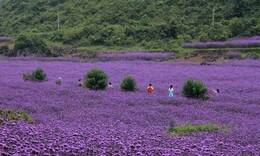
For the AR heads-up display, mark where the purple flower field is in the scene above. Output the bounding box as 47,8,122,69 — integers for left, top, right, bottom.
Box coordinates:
0,58,260,155
183,36,260,48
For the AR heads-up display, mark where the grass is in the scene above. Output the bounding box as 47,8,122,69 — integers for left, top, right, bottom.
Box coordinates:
169,123,220,135
0,109,34,123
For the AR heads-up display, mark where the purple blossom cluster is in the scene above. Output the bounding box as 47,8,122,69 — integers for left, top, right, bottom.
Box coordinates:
0,57,259,155
183,36,260,48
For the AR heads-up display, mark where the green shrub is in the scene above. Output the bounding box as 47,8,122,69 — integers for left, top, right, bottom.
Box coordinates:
84,69,108,90
48,45,65,57
23,68,47,81
51,28,84,45
32,68,47,81
0,109,33,123
246,53,259,60
14,33,51,56
120,75,137,91
76,50,97,59
79,51,97,59
182,79,208,99
169,123,219,135
0,45,9,54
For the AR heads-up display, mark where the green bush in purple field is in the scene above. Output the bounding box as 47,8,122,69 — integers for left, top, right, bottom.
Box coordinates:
0,109,33,123
120,75,137,91
169,123,219,135
22,68,47,81
182,79,208,100
84,69,108,90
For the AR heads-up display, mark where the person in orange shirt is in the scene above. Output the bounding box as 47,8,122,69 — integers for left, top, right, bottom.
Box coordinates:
146,84,155,93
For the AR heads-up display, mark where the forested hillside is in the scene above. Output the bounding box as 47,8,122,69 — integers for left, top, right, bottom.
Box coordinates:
0,0,259,49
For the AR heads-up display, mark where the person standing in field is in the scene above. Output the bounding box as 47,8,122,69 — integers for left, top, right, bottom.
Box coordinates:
212,89,220,94
108,82,113,88
146,84,155,94
209,88,220,95
55,77,63,85
77,78,83,87
168,85,174,97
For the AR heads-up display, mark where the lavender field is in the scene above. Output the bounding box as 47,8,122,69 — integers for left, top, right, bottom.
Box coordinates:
183,36,260,49
0,58,260,155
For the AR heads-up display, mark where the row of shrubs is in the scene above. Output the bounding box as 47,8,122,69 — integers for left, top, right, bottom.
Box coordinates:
23,68,208,99
87,69,209,99
0,34,52,57
84,69,137,91
0,34,72,57
0,34,98,59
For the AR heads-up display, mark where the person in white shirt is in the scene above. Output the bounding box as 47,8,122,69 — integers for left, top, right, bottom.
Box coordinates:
55,77,63,85
168,85,174,97
210,88,220,94
108,82,113,88
77,79,83,87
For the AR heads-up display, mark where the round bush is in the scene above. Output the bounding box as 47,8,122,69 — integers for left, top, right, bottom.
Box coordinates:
120,75,137,91
23,68,47,81
31,68,47,81
182,79,208,99
84,69,108,90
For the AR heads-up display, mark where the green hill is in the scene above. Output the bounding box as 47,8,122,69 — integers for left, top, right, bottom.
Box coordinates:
0,0,259,50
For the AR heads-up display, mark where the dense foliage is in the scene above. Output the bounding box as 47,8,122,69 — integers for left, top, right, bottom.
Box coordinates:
23,68,47,81
169,123,219,135
31,68,47,81
14,33,50,56
121,76,137,91
84,69,108,90
182,79,208,99
0,45,9,54
0,0,259,49
0,109,33,123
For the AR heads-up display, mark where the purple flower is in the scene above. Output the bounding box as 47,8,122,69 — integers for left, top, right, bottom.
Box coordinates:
0,58,259,155
183,36,260,48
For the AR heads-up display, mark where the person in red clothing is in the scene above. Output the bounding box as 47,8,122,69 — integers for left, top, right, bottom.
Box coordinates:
146,84,155,93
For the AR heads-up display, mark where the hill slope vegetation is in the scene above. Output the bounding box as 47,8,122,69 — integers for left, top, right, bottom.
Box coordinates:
0,0,260,49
